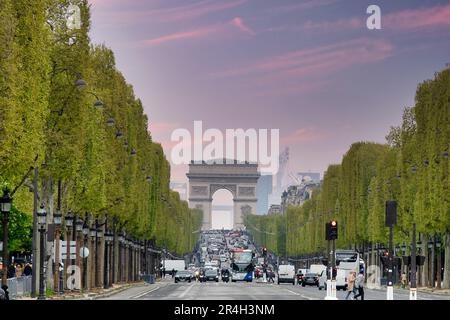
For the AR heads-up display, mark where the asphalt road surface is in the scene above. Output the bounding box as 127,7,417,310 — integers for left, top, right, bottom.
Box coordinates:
100,277,450,300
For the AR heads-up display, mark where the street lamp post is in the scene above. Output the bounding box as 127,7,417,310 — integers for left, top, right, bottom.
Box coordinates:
75,217,83,290
1,189,12,287
82,221,89,291
118,233,124,282
64,212,74,292
104,230,113,289
96,223,103,287
53,209,62,294
89,227,96,289
410,223,417,300
37,205,47,300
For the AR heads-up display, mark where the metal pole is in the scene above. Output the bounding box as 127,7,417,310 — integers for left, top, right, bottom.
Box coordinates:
387,225,394,300
331,238,337,299
1,210,8,287
103,220,108,289
83,234,87,291
38,225,46,300
431,236,435,288
410,223,417,300
95,220,98,287
31,167,38,297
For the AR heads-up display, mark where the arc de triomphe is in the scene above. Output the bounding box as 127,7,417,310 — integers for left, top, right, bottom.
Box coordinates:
187,160,260,230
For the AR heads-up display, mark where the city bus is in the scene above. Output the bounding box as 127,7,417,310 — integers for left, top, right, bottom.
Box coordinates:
335,250,364,290
230,249,255,282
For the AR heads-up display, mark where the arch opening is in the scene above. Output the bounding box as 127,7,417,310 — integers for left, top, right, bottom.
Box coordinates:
211,189,234,230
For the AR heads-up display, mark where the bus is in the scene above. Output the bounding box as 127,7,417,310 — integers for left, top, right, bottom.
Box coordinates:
230,249,255,282
334,250,364,290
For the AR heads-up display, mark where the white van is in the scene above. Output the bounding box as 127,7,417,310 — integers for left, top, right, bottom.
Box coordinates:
321,269,347,291
277,265,296,285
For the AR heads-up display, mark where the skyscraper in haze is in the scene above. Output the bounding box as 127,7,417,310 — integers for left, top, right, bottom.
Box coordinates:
256,174,273,214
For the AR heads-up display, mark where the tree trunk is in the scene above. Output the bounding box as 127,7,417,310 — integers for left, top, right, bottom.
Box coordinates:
443,232,450,289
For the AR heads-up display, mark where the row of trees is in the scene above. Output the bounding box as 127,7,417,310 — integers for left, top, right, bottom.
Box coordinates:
246,66,449,287
0,0,201,256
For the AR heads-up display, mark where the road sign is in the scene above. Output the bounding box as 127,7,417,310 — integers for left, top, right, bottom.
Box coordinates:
80,247,89,258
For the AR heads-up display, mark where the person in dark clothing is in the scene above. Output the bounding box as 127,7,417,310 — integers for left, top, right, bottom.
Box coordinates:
23,263,32,276
353,271,365,300
7,265,16,278
171,268,176,278
1,285,9,300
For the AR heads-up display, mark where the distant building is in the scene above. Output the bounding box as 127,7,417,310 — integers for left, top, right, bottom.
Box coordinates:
296,172,321,184
256,174,273,214
170,182,187,201
280,178,321,214
268,204,282,215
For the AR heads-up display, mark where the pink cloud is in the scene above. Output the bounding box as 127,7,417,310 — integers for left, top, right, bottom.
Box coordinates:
212,38,393,80
142,18,255,46
270,0,339,14
292,3,450,33
93,0,247,25
281,128,329,145
230,17,255,36
384,4,450,30
148,122,179,135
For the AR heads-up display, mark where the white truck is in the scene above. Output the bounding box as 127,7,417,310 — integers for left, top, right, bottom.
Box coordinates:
164,260,186,275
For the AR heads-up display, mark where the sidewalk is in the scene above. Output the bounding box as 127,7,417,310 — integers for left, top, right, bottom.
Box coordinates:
15,281,151,300
368,285,450,296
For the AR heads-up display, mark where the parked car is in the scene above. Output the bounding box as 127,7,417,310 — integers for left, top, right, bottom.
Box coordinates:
175,270,192,283
302,273,319,287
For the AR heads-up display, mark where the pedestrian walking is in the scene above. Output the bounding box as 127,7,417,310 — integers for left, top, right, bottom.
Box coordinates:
345,271,357,300
171,268,176,278
401,272,407,289
353,271,365,300
23,263,32,276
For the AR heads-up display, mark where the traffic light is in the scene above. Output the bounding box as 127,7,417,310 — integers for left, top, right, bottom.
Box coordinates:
330,220,338,240
262,247,267,257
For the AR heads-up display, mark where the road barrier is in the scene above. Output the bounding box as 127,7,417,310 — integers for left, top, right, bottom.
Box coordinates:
7,276,33,299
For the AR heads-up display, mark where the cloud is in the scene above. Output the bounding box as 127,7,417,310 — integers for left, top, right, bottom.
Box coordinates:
288,3,450,33
148,121,179,135
281,127,329,145
142,17,255,46
212,38,394,81
270,0,339,14
93,0,248,25
384,4,450,30
230,17,255,36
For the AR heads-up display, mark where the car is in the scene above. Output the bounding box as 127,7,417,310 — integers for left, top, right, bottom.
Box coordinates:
175,270,192,283
204,269,219,282
302,273,319,287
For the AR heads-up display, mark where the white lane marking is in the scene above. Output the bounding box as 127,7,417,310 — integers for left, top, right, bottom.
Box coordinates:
131,286,160,299
179,283,195,298
285,289,300,296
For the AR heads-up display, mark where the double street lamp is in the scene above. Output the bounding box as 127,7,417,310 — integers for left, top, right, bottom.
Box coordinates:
37,205,47,300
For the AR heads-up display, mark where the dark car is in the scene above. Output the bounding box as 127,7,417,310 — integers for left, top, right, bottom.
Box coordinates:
302,273,319,287
175,270,192,283
204,269,219,282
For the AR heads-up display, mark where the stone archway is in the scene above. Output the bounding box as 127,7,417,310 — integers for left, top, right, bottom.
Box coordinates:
187,160,260,230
